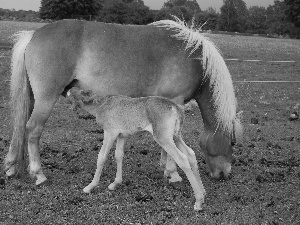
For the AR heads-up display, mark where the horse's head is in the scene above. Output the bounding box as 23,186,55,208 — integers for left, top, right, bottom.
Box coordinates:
200,119,243,180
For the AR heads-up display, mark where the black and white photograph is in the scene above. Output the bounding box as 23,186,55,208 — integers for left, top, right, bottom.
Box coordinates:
0,0,299,224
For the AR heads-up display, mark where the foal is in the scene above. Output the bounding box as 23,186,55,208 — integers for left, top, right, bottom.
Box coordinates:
67,88,205,210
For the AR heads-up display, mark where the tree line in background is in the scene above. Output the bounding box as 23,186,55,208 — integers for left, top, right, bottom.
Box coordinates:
1,0,300,38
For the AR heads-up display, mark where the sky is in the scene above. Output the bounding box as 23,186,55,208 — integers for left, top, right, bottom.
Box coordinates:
0,0,275,11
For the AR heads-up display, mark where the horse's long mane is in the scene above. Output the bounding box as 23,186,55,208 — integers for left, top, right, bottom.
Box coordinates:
151,17,242,140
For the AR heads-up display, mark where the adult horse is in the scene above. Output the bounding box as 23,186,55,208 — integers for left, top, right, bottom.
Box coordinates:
5,17,242,188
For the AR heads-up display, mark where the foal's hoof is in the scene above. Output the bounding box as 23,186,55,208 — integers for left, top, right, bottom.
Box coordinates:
108,182,118,191
83,184,94,193
194,203,203,211
194,197,205,211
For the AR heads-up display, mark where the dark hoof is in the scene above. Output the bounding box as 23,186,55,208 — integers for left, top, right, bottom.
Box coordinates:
6,173,16,179
169,181,185,191
0,177,6,188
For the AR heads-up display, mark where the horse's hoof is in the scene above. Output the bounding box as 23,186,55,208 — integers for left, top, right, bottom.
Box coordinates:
169,181,184,191
168,174,182,183
0,177,6,187
35,177,48,186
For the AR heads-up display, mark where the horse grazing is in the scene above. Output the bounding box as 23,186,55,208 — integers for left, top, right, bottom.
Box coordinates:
67,88,205,210
4,17,242,190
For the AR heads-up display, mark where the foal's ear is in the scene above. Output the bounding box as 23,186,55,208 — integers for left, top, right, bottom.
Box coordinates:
80,90,93,97
82,98,95,105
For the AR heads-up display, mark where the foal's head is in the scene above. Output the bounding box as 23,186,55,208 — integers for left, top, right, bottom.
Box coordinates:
67,88,96,109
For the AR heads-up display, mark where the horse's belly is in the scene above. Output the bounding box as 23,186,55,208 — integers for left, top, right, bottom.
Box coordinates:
74,54,201,100
75,72,138,97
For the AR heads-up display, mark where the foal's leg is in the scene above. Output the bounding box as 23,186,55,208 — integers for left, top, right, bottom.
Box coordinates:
155,136,204,211
161,149,182,182
174,135,205,195
160,96,184,183
159,149,167,169
108,136,127,190
160,147,182,183
83,131,117,193
164,154,183,182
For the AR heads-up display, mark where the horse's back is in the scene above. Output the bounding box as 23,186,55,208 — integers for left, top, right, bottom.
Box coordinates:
25,20,203,100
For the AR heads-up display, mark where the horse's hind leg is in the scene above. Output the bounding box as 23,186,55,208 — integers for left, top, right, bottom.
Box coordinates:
5,78,34,177
27,98,57,185
108,135,127,190
83,131,117,193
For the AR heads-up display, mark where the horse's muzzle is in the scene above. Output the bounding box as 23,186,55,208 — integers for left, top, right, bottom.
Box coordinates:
210,163,231,180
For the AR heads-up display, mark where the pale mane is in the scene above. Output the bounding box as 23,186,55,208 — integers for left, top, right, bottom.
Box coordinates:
151,16,241,138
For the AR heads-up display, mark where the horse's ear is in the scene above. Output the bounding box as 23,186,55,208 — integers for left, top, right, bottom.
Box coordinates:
232,113,243,145
231,136,236,146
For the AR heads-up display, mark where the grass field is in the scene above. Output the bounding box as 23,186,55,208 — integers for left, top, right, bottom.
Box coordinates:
0,21,300,224
0,21,46,46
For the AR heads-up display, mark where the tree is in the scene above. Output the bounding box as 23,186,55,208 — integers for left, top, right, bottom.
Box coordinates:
0,8,39,21
155,0,201,21
194,7,219,30
246,6,267,34
97,0,151,24
39,0,101,20
265,0,294,35
219,0,248,32
285,0,300,27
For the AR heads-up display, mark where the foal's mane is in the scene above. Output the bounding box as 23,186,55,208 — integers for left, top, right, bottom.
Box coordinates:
151,17,242,140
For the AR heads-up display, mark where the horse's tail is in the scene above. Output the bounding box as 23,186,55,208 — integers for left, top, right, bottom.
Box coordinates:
151,17,243,140
8,30,35,175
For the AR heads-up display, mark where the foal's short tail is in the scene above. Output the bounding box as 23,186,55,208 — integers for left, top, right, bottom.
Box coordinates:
174,105,185,137
7,31,35,176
